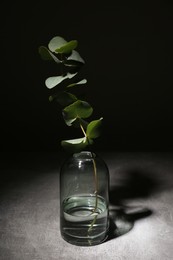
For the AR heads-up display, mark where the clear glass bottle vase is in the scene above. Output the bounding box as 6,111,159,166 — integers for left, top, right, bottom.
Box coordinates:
60,151,109,246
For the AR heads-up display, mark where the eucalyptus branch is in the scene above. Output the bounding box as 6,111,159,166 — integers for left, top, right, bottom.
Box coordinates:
39,36,103,235
39,36,103,154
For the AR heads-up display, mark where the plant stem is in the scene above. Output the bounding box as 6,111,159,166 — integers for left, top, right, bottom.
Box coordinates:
80,123,86,137
87,154,98,235
79,123,99,236
91,155,98,213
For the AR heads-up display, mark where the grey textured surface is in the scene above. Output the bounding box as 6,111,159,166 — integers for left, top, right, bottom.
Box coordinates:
0,151,173,260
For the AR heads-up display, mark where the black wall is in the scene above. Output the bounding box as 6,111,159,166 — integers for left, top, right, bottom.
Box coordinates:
1,1,173,152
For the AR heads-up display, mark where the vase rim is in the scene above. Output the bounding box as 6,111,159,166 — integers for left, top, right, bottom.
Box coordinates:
73,151,96,160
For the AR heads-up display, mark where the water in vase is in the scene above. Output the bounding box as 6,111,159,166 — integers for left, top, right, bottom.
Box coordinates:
60,194,109,246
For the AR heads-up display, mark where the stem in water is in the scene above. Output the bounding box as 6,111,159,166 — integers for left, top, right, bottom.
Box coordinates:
79,123,99,236
88,153,99,234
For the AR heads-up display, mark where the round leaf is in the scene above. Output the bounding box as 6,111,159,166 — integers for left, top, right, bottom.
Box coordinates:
67,50,85,64
66,79,87,88
39,46,53,60
63,118,77,126
55,40,78,54
63,100,93,124
48,36,67,52
38,46,61,63
86,118,103,139
49,91,77,106
45,73,77,89
61,137,89,153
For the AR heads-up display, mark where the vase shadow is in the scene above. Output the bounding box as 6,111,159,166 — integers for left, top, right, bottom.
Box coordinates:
106,166,164,242
107,206,152,241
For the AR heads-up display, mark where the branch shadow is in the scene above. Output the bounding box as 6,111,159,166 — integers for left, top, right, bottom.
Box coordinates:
106,167,163,241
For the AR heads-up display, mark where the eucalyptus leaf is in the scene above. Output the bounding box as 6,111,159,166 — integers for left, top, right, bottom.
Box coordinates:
63,118,77,126
38,46,61,63
48,36,67,52
63,100,93,124
67,50,85,64
49,91,77,106
61,137,91,153
38,46,53,60
55,40,78,54
63,60,84,68
66,79,87,88
63,61,83,74
45,73,77,89
86,118,103,139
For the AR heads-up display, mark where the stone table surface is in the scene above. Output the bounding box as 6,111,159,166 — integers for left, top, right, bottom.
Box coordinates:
0,151,173,260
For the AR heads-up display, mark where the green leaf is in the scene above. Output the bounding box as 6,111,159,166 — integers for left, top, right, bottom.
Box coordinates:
49,91,77,106
63,61,83,74
38,46,61,63
39,46,52,60
66,79,87,88
61,137,91,153
63,60,84,68
86,118,103,139
67,50,85,64
63,100,93,125
55,40,78,54
48,36,67,52
63,118,77,126
45,73,77,89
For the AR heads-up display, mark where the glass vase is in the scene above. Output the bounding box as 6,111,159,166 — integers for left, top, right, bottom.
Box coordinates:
60,151,109,246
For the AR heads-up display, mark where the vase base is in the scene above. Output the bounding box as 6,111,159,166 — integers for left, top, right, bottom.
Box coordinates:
61,229,109,246
60,194,109,246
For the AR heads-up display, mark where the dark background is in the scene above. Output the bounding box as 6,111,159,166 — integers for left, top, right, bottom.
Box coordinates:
1,1,173,153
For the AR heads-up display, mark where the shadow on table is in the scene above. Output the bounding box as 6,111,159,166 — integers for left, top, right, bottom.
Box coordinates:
106,167,162,241
107,206,152,240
